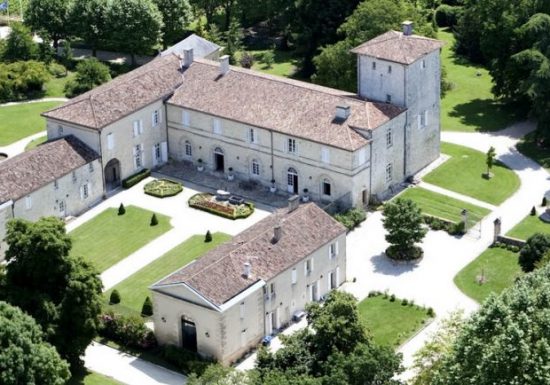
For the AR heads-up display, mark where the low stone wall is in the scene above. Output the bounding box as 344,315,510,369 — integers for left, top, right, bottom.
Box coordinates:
496,235,526,248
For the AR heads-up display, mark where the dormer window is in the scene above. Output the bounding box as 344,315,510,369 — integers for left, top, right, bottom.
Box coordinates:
372,61,376,70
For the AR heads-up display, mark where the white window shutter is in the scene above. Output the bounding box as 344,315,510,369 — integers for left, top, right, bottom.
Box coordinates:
87,182,92,197
80,186,84,200
311,257,314,272
327,275,331,291
152,147,157,166
151,112,155,127
133,121,139,137
304,262,307,276
161,142,168,162
336,267,340,285
328,245,331,260
159,109,163,124
336,241,339,256
425,110,429,126
140,144,145,165
418,114,422,129
139,120,143,134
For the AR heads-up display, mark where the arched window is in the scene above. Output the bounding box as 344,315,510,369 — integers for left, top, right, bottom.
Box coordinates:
251,159,260,175
322,178,332,196
185,140,192,157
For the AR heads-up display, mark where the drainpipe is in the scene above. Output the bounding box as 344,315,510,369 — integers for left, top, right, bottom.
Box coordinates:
368,141,373,203
98,132,106,197
270,130,274,182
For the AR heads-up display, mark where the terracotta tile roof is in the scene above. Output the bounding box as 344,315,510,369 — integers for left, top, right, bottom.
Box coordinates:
351,31,444,64
167,59,404,151
42,54,185,130
0,136,99,203
153,203,346,306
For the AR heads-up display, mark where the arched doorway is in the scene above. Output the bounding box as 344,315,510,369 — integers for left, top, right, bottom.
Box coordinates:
181,316,198,352
104,158,121,191
214,147,224,172
287,167,298,194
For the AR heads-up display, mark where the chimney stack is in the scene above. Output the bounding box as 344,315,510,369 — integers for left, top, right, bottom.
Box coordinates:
272,226,282,243
288,195,300,213
243,262,251,278
219,55,230,76
335,104,351,120
402,21,413,36
183,49,194,67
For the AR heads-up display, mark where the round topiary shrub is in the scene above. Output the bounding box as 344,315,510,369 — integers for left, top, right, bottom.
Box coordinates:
144,179,183,198
110,289,121,305
141,296,153,317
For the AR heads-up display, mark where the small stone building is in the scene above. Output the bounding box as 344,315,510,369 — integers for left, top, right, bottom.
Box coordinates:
151,201,347,365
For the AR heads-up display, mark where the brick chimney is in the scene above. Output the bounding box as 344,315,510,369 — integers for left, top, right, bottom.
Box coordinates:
183,49,194,67
219,55,230,76
402,21,413,36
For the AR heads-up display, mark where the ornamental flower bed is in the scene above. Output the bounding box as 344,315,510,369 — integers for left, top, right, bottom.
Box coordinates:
144,179,183,198
188,193,254,219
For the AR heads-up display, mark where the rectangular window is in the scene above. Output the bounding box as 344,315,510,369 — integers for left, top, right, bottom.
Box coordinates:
329,242,339,258
305,258,313,275
134,144,142,169
152,110,160,127
81,183,89,200
25,195,32,210
54,180,59,190
322,180,331,196
419,110,428,128
372,61,376,70
321,147,330,164
252,160,260,176
240,302,245,319
182,110,190,126
249,128,258,144
291,268,297,285
212,118,222,134
59,201,65,213
287,138,296,154
270,283,275,299
89,163,94,172
422,59,426,69
154,143,161,161
386,128,393,148
386,163,393,182
386,94,392,103
185,141,192,157
107,133,114,150
72,171,77,183
388,65,392,74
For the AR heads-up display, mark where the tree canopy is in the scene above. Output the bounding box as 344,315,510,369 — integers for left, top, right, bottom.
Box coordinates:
69,0,110,56
518,232,550,272
24,0,72,49
431,263,550,385
2,22,37,62
153,0,192,48
2,217,103,371
0,301,70,385
64,57,111,97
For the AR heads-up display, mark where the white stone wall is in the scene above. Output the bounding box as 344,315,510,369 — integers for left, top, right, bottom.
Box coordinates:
46,119,101,153
11,158,103,222
357,56,407,107
100,100,169,182
0,201,14,258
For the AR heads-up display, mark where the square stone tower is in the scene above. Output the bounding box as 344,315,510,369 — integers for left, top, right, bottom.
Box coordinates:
351,22,444,177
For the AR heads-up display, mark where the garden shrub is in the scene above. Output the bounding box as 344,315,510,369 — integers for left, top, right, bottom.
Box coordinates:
543,196,547,207
109,289,121,305
99,312,157,349
333,207,366,231
239,52,254,68
150,214,159,226
531,206,537,216
122,169,151,188
427,307,435,317
118,203,126,216
205,230,212,243
144,179,183,198
389,294,396,302
0,61,49,102
159,344,213,376
64,57,111,97
48,62,67,78
141,296,153,317
450,221,466,235
401,299,409,306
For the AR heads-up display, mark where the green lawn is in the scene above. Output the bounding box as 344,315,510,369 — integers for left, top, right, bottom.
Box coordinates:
104,233,231,314
439,29,518,132
358,295,430,347
44,72,75,98
237,49,299,78
517,132,550,173
0,101,61,146
507,214,550,240
454,247,522,303
423,142,520,205
397,187,490,224
24,134,47,151
70,206,172,272
67,370,122,385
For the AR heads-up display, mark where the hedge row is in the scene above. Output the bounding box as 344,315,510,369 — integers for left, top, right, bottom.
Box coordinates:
333,207,366,231
122,169,151,189
423,215,465,236
188,193,255,220
98,311,156,350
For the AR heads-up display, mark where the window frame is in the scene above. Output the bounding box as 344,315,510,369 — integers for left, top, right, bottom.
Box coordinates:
385,163,393,182
251,159,260,176
287,138,297,154
386,128,393,148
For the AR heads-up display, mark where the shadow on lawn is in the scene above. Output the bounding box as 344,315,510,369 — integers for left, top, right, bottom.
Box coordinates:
449,98,520,132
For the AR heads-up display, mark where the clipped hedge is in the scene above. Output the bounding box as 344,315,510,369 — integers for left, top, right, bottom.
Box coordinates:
144,179,183,198
98,311,157,350
188,193,254,220
423,214,466,236
333,207,366,231
122,169,151,189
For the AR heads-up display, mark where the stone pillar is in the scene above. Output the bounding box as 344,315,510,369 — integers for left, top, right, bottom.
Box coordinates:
493,217,502,244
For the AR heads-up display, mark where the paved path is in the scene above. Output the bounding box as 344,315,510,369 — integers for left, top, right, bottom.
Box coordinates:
85,342,187,385
0,131,46,158
418,181,497,210
0,97,68,108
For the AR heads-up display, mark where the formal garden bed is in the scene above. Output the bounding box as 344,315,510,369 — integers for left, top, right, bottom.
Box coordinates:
454,246,523,303
358,292,434,347
144,179,183,198
188,193,254,219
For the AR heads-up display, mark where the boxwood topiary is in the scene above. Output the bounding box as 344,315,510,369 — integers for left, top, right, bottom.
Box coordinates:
144,179,183,198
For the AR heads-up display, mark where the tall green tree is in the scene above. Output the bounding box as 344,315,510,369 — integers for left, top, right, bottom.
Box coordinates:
0,301,71,385
518,232,550,272
154,0,192,48
3,217,103,371
24,0,72,49
189,0,218,26
432,263,550,385
107,0,164,65
485,145,496,176
2,22,37,61
69,0,110,57
382,198,427,261
224,17,243,63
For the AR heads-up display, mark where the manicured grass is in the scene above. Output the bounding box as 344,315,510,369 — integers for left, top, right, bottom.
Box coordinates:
423,142,520,205
67,370,123,385
104,233,231,314
507,214,550,240
454,247,522,303
358,295,430,347
24,134,47,150
439,29,518,132
0,101,61,146
44,72,75,98
397,187,490,223
517,132,550,173
70,205,172,272
237,49,299,78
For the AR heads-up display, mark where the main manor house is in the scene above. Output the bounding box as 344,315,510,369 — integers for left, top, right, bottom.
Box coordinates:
0,24,443,251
